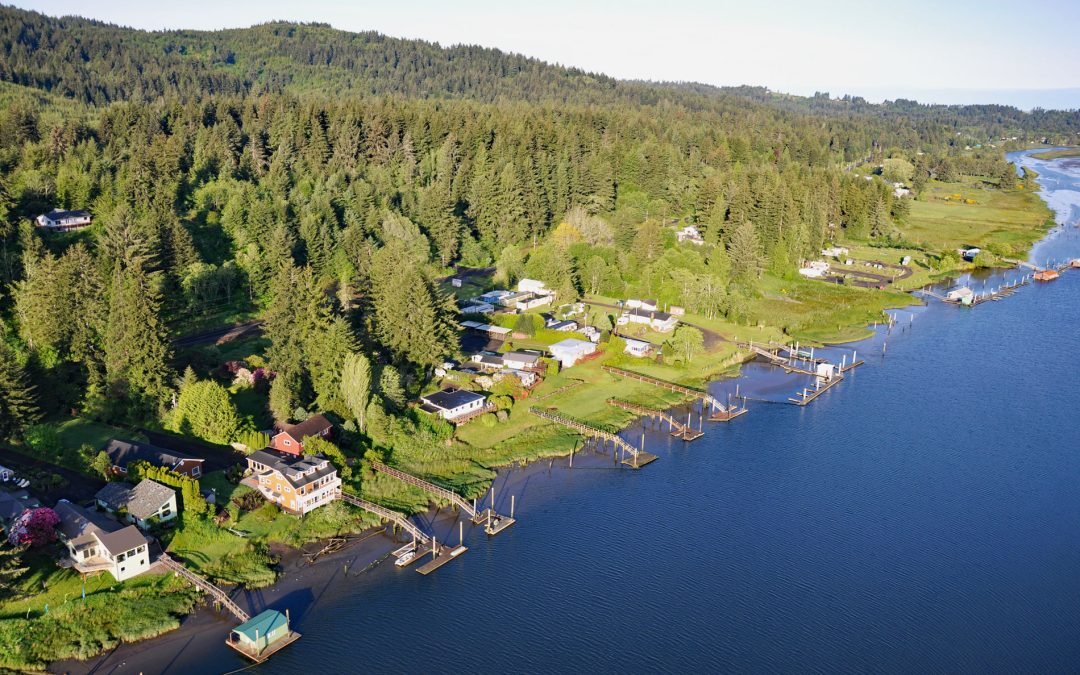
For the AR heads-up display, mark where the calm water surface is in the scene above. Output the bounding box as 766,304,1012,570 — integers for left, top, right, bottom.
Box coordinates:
173,151,1080,673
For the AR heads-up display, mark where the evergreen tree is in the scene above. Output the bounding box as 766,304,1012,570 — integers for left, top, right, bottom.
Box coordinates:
728,220,764,283
378,366,406,410
0,343,40,439
340,352,372,433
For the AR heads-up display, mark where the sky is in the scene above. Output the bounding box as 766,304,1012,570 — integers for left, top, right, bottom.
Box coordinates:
12,0,1080,109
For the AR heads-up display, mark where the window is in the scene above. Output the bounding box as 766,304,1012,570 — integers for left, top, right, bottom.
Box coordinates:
192,465,201,477
283,439,291,446
116,552,126,562
161,508,171,517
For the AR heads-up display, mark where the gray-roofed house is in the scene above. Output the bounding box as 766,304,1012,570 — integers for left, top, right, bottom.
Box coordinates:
501,350,544,371
54,500,150,581
419,388,492,424
95,479,178,530
244,450,341,515
35,208,92,231
105,439,205,478
624,307,679,332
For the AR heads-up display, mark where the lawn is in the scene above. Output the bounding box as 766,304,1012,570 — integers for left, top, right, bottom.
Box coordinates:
54,417,134,452
902,178,1052,252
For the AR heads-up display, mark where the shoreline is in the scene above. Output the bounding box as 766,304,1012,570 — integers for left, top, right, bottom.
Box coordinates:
49,149,1066,674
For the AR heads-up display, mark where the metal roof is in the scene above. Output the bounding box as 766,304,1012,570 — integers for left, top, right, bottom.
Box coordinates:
234,609,289,642
422,388,486,411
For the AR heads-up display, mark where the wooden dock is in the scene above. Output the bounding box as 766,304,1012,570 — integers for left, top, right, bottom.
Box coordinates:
607,398,704,441
371,461,515,537
417,544,469,575
226,630,302,664
159,554,249,622
600,365,747,421
337,492,431,545
529,407,658,468
742,342,818,376
787,374,844,406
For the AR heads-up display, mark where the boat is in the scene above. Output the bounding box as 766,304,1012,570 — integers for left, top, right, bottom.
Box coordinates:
395,550,416,567
1034,269,1060,282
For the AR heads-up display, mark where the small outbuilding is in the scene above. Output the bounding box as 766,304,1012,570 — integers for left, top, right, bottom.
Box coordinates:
549,338,597,368
227,609,300,662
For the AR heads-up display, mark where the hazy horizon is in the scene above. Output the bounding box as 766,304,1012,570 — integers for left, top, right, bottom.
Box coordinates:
11,0,1080,111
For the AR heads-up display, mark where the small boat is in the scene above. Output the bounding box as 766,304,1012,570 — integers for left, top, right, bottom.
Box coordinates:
395,550,416,567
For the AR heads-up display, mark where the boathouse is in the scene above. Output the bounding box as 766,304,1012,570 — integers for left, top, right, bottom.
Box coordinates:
228,609,292,658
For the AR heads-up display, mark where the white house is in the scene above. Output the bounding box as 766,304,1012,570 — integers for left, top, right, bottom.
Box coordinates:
517,278,554,296
471,353,506,372
623,338,654,358
625,298,659,311
676,225,705,245
36,209,92,231
420,388,491,423
549,338,597,368
624,308,679,332
54,500,151,582
95,479,178,530
581,325,601,343
496,368,540,388
548,319,578,332
502,351,544,371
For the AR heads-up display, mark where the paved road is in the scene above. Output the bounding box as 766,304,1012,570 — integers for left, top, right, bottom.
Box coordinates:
0,446,105,504
172,320,263,348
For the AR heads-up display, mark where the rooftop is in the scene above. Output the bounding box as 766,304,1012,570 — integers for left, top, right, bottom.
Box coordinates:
105,439,202,470
627,307,675,322
234,609,289,642
96,479,175,520
550,338,594,351
277,413,332,441
247,449,337,489
422,388,486,411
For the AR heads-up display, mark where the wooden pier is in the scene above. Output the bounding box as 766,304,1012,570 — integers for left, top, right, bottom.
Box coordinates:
371,461,516,535
416,543,469,575
607,398,704,441
529,407,658,468
741,342,818,376
159,553,249,622
600,365,747,422
337,492,431,545
787,373,844,406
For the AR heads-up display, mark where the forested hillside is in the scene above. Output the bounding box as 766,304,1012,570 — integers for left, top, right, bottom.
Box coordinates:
0,3,1072,445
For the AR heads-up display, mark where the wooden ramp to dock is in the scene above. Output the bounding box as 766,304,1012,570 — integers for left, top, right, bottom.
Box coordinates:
607,398,703,441
159,553,249,622
742,342,818,376
371,461,516,536
337,492,431,545
600,365,746,422
371,461,477,518
529,407,657,468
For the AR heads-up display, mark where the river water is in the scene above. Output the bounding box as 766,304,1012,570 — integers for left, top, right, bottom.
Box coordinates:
84,151,1080,674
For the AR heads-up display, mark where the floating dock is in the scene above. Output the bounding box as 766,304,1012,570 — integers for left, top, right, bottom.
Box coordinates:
607,398,704,441
417,544,469,575
787,374,844,406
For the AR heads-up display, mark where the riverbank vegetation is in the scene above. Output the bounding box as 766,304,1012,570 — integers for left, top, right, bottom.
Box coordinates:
0,4,1075,665
1030,148,1080,161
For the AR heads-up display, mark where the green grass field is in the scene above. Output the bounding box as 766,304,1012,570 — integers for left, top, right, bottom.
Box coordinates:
1030,148,1080,161
902,179,1052,252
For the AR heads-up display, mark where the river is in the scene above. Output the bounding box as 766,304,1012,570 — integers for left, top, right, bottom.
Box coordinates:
68,150,1080,674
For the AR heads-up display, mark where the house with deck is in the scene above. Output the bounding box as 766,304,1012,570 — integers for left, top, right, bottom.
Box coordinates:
419,388,493,424
35,208,92,231
245,450,341,516
623,338,655,358
54,500,150,581
95,479,178,530
270,414,333,456
502,350,544,372
105,439,205,478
